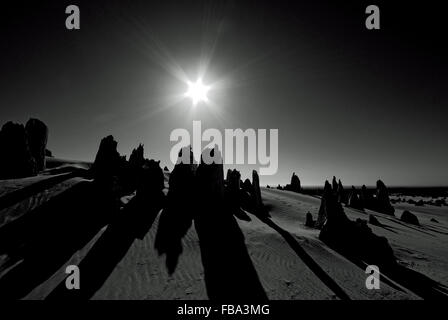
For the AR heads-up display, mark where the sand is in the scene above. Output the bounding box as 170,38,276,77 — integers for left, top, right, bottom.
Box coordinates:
0,168,447,300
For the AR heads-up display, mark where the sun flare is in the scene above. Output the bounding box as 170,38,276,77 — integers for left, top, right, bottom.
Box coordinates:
185,78,210,106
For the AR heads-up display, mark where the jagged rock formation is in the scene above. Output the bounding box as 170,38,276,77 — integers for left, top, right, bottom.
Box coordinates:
0,121,36,179
128,143,145,170
360,185,373,208
305,211,315,227
224,169,251,221
400,210,420,226
25,118,48,172
374,180,395,215
284,172,301,193
347,186,363,210
316,180,348,229
337,179,347,204
332,176,338,193
252,170,263,211
242,179,252,194
91,135,123,180
317,180,397,268
0,118,50,179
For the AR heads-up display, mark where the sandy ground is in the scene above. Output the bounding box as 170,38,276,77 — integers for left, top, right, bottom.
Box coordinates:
0,171,447,300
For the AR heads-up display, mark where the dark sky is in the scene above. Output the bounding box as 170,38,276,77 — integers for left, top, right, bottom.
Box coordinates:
1,0,447,186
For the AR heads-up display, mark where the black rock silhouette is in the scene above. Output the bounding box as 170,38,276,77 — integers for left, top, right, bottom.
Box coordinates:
155,146,196,274
316,180,348,229
305,211,315,227
252,171,262,209
337,179,347,204
332,176,338,193
374,180,395,215
267,185,270,189
0,121,36,179
163,166,169,171
224,169,251,221
225,169,240,209
91,135,123,179
285,172,301,192
360,185,373,208
137,159,165,197
242,179,253,194
430,218,439,223
45,149,53,157
347,186,363,210
128,143,145,170
400,210,420,226
225,169,232,184
196,148,225,204
368,214,382,226
25,118,48,172
193,148,268,301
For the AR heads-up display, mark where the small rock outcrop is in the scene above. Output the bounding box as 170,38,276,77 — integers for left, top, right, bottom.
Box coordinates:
347,186,363,210
285,172,301,193
374,180,395,215
316,180,397,269
400,210,420,226
45,149,53,157
305,211,315,227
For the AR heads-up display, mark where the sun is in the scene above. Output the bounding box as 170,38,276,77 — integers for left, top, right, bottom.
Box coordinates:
185,78,210,106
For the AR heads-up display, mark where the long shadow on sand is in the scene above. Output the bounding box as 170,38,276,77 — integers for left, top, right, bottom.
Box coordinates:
194,210,268,301
154,161,196,275
46,190,165,300
0,180,117,299
256,216,351,300
0,171,83,212
193,156,268,301
315,224,448,299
